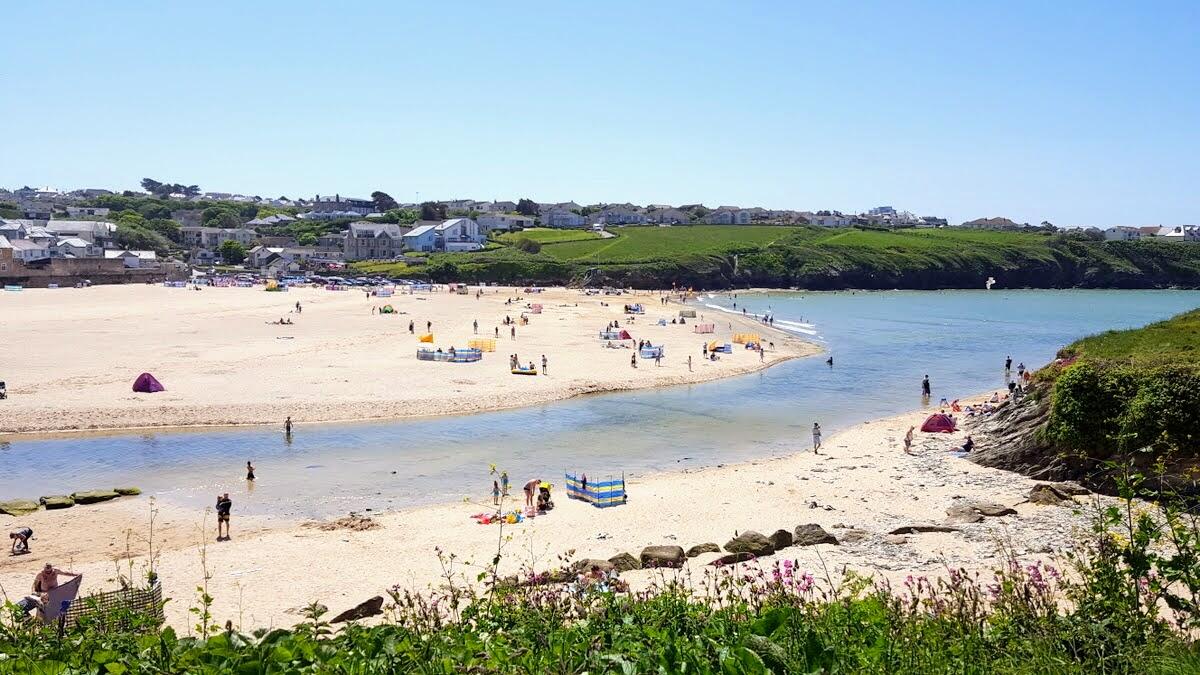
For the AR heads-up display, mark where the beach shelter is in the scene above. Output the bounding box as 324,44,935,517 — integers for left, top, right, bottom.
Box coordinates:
920,413,956,433
380,304,396,314
132,372,165,393
618,329,632,340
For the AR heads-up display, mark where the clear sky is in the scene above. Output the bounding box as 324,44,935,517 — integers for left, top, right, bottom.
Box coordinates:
3,1,1197,225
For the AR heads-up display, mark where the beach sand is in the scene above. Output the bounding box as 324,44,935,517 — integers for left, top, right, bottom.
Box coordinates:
0,284,811,434
0,402,1101,631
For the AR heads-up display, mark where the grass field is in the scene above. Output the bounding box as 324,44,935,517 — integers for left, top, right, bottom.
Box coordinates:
496,228,601,245
538,225,808,262
1061,308,1200,369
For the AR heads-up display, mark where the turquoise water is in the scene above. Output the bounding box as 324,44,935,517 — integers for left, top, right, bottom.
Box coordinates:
1,289,1196,519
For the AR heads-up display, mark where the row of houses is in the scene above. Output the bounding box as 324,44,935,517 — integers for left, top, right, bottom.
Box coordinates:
0,218,158,269
342,218,486,260
1104,225,1200,243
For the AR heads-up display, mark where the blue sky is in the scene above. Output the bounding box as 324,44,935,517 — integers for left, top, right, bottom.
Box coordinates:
3,1,1197,225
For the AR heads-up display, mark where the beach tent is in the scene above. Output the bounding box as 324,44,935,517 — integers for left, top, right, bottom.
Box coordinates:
380,305,396,314
132,372,165,393
618,329,632,340
920,413,956,433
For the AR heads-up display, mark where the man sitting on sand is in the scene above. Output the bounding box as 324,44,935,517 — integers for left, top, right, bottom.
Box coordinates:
10,526,32,554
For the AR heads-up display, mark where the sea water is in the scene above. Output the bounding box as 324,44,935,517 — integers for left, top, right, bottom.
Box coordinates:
1,289,1196,518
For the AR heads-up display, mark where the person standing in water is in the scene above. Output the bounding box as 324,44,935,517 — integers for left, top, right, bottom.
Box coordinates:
245,461,255,481
812,423,822,454
284,416,292,435
1004,355,1012,372
921,375,931,398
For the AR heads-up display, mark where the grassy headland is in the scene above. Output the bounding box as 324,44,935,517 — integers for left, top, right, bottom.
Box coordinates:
353,225,1200,289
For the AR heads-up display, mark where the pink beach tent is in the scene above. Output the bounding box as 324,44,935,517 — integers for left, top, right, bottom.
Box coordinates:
132,372,165,393
920,413,956,433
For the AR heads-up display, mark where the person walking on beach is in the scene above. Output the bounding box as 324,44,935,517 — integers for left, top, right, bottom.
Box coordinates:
511,325,516,339
541,355,548,375
408,320,414,334
687,355,693,372
703,343,708,358
426,320,432,333
495,326,499,338
921,375,931,398
9,526,32,554
473,320,478,334
812,423,822,454
284,416,292,435
492,480,500,506
501,471,509,496
655,351,662,367
631,353,637,368
759,346,764,362
216,493,232,540
903,425,915,455
245,461,255,481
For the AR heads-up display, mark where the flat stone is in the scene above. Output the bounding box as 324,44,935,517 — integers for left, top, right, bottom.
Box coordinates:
607,552,641,571
793,524,838,546
113,487,142,496
888,525,959,535
839,529,870,544
686,542,721,557
885,535,908,545
710,552,756,566
0,499,39,516
71,490,120,505
40,495,75,510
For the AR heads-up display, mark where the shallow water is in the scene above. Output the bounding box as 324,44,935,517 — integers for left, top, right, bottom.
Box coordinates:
2,289,1196,519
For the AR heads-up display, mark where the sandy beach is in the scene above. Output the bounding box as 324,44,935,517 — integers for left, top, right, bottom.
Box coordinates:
0,401,1102,631
0,284,812,434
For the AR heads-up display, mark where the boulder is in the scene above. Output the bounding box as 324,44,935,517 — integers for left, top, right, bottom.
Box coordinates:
946,500,1017,523
1053,481,1089,496
889,525,959,535
793,524,838,546
1028,484,1072,506
767,529,794,550
885,534,908,545
607,552,641,572
329,596,384,623
0,499,39,516
573,559,616,574
113,487,142,496
686,543,721,557
40,495,75,510
724,531,775,556
71,490,120,505
710,552,756,566
640,545,686,568
839,529,871,544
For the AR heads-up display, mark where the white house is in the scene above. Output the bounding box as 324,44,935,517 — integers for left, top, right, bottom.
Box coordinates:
402,224,439,252
64,206,111,219
704,209,752,225
5,238,51,262
1104,226,1142,241
103,250,158,268
54,237,98,258
542,209,587,228
1157,226,1200,243
402,218,485,252
476,214,535,232
43,220,117,247
805,213,852,227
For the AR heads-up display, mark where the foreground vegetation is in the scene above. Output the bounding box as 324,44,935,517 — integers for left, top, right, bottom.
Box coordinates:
355,225,1200,289
5,480,1199,673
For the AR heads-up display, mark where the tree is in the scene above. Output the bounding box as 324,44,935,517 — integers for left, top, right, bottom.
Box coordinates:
145,218,182,243
371,191,399,212
183,185,201,198
420,202,447,221
219,240,247,264
140,178,164,195
513,237,542,254
516,198,539,217
297,233,318,246
202,207,242,228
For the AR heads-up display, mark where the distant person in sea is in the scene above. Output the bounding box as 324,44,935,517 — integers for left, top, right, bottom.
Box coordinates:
812,423,822,454
825,356,833,367
921,375,931,398
903,426,915,455
9,526,32,554
1017,362,1026,377
284,416,292,435
1004,355,1012,372
216,493,232,540
245,461,255,481
492,480,500,506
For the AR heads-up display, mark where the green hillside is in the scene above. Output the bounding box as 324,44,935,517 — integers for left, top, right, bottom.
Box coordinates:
354,225,1200,289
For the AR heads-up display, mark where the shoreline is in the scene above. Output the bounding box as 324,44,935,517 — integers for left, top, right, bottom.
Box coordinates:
0,286,815,437
0,389,1104,631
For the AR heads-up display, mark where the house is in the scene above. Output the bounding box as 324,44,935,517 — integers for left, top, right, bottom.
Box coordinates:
594,206,646,225
542,209,587,228
476,214,534,232
0,220,28,242
344,222,408,260
5,238,51,262
190,249,218,265
103,250,158,268
248,245,321,267
402,218,485,252
317,232,346,252
43,221,117,247
1104,226,1142,241
478,201,517,213
805,212,853,227
1157,226,1200,243
64,206,111,219
703,209,752,225
645,207,691,224
313,195,376,216
54,237,98,258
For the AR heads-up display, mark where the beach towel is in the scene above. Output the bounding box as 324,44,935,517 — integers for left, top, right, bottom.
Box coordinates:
920,413,956,433
40,574,82,624
132,372,165,393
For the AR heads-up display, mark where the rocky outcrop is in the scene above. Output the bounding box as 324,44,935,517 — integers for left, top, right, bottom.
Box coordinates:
329,596,384,623
793,524,838,546
40,495,75,510
607,552,641,571
724,531,775,556
768,529,794,550
114,487,142,496
889,525,959,535
686,543,720,557
640,545,686,568
1029,484,1075,506
945,500,1017,524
